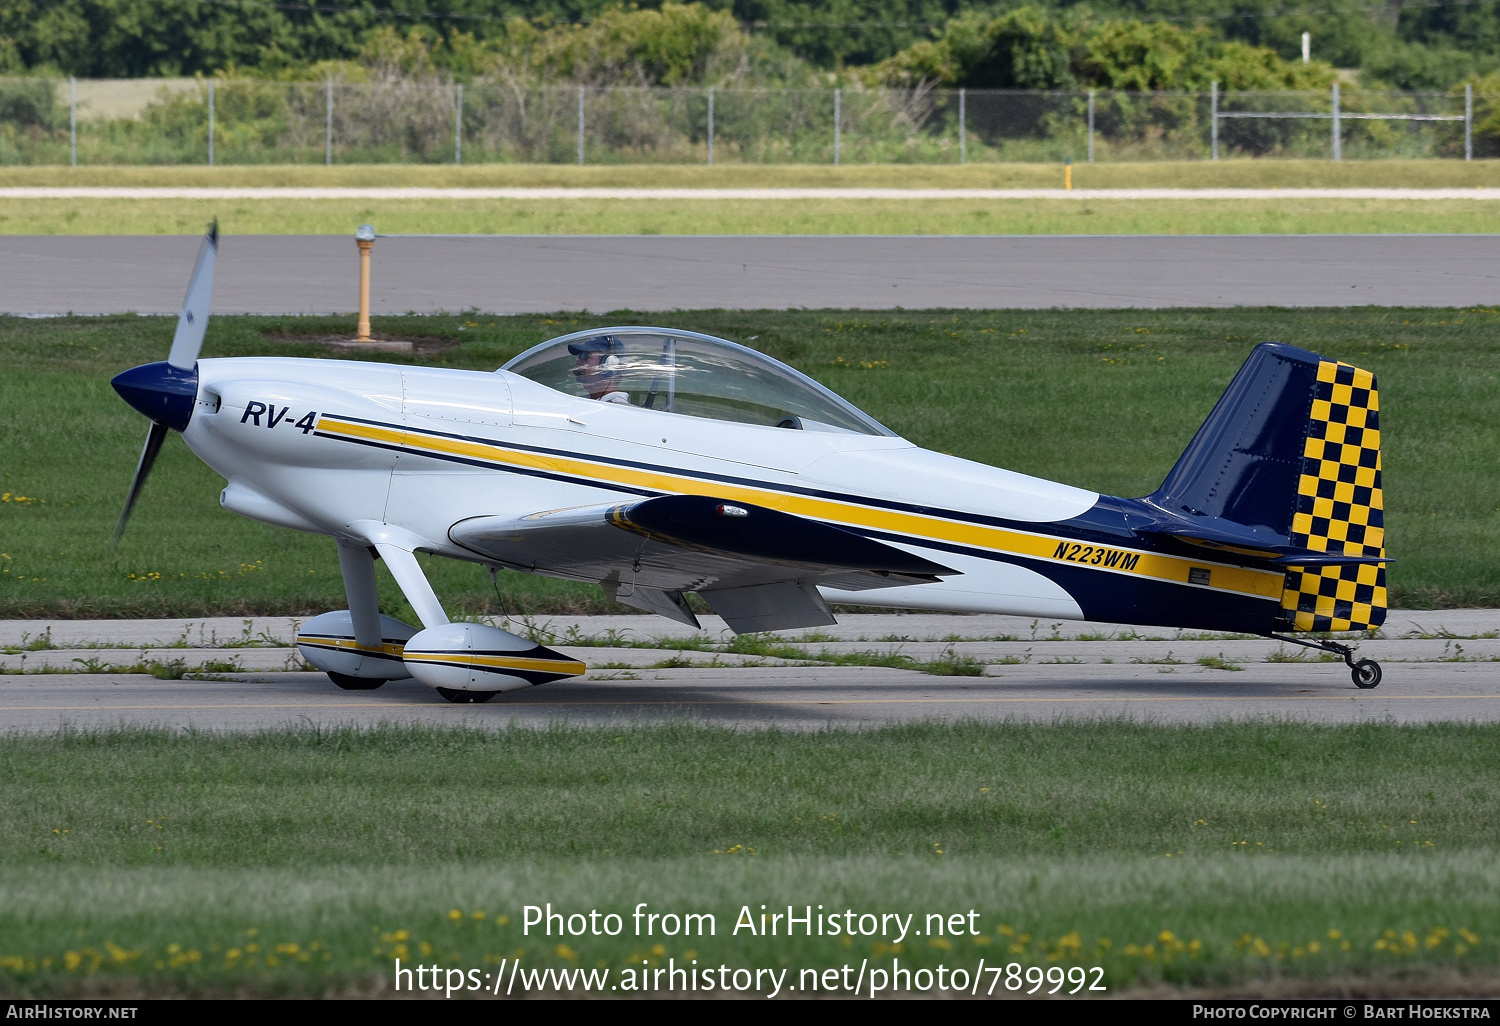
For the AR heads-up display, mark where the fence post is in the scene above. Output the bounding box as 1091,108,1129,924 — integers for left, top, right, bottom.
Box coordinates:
833,88,841,165
325,77,333,166
455,83,463,165
959,88,965,164
1331,82,1341,161
207,81,214,166
69,76,76,167
707,87,714,165
1210,81,1218,161
1087,89,1095,162
1465,82,1473,161
577,85,586,165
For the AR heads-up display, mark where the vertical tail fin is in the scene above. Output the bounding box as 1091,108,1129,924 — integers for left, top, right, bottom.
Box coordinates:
1144,342,1386,632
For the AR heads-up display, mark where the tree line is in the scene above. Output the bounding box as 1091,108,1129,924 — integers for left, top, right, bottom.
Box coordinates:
2,0,1497,90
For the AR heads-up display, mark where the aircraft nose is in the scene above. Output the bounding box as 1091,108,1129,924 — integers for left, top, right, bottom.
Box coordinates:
111,361,199,431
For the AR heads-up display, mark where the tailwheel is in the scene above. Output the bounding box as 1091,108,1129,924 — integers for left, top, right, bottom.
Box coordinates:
1351,659,1382,690
1269,634,1383,689
435,687,497,704
328,672,385,691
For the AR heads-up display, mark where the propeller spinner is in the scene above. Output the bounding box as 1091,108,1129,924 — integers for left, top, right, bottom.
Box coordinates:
111,220,217,547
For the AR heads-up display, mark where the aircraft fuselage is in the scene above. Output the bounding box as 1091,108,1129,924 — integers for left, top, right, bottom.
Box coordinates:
187,357,1288,634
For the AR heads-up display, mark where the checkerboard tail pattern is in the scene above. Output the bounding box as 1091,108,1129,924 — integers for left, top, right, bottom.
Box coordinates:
1281,360,1386,632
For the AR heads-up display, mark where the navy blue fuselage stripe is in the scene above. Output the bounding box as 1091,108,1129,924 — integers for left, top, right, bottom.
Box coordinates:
852,526,1280,634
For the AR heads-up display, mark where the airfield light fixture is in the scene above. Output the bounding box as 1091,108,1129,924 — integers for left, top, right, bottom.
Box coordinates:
355,224,375,342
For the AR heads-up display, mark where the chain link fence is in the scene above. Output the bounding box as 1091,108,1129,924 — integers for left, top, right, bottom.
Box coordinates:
0,78,1490,165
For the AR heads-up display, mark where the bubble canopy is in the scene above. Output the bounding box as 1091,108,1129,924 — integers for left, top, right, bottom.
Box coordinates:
502,327,896,437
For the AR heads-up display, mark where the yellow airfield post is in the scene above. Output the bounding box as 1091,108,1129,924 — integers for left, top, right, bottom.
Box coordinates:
1065,159,1073,191
355,223,375,342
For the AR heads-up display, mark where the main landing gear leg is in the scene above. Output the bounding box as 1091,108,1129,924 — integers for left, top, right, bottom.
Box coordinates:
1270,635,1382,689
328,539,390,691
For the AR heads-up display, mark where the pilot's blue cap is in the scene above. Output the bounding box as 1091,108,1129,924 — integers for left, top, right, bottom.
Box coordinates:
567,334,624,356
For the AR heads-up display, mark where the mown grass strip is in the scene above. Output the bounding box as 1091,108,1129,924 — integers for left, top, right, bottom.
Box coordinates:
6,160,1500,189
8,196,1500,235
4,722,1495,864
0,722,1494,995
0,857,1495,996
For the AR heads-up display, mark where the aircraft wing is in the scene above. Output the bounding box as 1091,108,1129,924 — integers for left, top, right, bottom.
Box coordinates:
449,494,958,633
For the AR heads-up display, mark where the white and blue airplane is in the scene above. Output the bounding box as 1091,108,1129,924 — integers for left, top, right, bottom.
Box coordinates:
111,225,1390,702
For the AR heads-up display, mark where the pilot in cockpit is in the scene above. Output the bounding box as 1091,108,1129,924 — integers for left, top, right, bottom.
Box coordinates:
568,335,632,405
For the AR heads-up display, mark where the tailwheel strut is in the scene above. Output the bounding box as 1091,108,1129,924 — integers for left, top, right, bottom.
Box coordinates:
1270,635,1382,689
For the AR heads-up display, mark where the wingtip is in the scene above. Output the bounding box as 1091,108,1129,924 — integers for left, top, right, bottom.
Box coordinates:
207,218,219,246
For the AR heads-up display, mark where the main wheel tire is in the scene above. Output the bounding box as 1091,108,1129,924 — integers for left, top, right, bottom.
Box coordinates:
435,687,498,704
1351,659,1382,689
328,671,385,691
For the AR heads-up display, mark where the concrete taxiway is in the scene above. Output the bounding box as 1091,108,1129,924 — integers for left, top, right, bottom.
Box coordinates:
2,611,1495,731
5,234,1500,314
3,663,1498,732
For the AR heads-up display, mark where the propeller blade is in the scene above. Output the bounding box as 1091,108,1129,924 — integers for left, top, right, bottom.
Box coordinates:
112,421,169,550
166,219,218,371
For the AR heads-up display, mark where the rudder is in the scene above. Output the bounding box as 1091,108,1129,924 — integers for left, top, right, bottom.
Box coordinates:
1283,358,1386,632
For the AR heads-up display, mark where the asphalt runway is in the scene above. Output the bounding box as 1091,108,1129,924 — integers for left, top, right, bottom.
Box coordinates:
5,234,1500,314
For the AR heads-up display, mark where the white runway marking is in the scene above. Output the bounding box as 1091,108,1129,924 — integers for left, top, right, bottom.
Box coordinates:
6,187,1500,201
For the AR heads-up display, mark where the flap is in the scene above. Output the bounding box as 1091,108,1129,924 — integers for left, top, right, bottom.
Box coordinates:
606,582,701,629
699,581,836,634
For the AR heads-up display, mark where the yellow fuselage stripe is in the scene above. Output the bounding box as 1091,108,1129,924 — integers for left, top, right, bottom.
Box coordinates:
402,651,588,675
320,418,1283,601
297,636,406,657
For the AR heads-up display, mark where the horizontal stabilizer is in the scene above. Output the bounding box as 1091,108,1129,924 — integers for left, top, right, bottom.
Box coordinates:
1127,506,1392,568
1269,553,1390,568
1128,507,1292,554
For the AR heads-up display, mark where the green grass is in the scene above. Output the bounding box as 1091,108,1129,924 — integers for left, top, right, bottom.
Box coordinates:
0,654,251,677
7,161,1500,235
2,306,1496,619
7,160,1500,188
0,723,1495,995
10,197,1500,236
